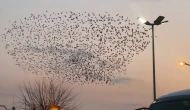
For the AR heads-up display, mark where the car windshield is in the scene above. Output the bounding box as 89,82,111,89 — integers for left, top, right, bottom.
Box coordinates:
148,99,190,110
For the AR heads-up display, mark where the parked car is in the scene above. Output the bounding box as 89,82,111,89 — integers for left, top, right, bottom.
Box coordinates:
135,89,190,110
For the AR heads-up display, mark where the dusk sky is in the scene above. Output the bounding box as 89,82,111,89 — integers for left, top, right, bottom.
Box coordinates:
1,0,190,110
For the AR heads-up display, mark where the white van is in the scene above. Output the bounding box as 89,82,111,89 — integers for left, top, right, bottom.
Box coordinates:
135,89,190,110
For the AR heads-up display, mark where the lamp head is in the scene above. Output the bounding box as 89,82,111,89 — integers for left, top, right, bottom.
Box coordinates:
154,16,165,25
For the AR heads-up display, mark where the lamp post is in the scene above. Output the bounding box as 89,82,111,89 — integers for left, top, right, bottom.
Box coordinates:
179,61,190,66
137,16,168,101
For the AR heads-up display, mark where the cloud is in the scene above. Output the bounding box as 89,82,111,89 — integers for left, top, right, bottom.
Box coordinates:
111,77,132,84
0,87,19,98
111,77,145,85
0,92,15,97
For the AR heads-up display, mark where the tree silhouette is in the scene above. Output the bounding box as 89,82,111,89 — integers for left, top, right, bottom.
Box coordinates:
1,11,151,85
17,79,80,110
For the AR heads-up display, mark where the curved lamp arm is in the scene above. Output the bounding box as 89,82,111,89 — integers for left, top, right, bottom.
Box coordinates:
0,105,8,110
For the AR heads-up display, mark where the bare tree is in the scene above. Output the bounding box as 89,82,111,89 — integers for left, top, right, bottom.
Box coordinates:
17,79,80,110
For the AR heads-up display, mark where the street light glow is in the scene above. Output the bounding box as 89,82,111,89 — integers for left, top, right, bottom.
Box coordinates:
50,108,58,110
179,61,185,66
137,17,147,24
50,105,60,110
50,107,59,110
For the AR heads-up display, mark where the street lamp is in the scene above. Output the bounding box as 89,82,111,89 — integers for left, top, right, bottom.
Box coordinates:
137,16,168,101
179,61,190,66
